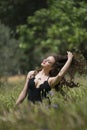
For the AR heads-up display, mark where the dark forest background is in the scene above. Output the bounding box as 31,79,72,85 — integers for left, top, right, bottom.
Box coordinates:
0,0,87,78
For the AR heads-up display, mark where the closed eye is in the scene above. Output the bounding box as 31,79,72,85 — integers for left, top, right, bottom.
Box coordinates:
46,60,52,64
48,61,52,64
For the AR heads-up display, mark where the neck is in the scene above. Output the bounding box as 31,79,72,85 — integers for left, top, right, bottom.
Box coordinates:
40,68,50,76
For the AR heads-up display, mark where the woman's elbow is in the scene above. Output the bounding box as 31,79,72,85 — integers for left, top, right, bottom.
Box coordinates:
58,70,66,78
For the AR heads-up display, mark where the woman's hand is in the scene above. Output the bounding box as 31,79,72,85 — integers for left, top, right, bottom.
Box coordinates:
67,51,73,60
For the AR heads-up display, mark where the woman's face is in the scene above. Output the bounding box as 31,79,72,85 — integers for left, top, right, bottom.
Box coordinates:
41,56,55,70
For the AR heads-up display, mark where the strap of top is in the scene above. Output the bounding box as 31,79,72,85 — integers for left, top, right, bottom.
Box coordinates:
47,76,49,81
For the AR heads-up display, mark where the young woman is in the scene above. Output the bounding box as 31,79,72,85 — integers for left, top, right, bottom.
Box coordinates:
16,51,73,105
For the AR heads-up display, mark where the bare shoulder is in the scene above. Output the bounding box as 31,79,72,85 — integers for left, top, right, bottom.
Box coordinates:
27,70,35,79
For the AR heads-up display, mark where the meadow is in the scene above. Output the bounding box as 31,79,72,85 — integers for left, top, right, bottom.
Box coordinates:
0,75,87,130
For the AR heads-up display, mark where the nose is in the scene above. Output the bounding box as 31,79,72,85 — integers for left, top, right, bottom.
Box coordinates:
43,59,46,63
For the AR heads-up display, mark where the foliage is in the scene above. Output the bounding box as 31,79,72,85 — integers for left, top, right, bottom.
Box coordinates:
17,0,87,71
0,0,47,30
0,75,87,130
0,0,87,74
0,23,21,82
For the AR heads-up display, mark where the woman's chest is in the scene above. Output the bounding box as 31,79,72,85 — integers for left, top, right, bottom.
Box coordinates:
28,77,51,91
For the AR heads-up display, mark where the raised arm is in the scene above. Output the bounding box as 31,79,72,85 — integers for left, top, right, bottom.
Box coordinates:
16,70,34,106
50,51,73,87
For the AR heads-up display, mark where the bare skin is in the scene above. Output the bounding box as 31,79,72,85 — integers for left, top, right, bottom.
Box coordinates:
16,51,73,105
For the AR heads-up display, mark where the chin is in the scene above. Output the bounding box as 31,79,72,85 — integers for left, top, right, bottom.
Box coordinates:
41,63,44,66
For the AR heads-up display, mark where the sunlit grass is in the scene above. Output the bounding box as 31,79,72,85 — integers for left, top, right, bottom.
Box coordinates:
0,75,87,130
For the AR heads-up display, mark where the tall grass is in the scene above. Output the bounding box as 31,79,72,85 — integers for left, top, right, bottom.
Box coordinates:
0,75,87,130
